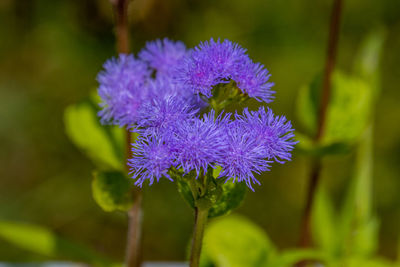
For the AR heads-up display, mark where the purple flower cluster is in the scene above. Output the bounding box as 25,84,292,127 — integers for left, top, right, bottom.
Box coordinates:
175,38,275,102
97,37,296,190
128,107,296,190
97,39,202,128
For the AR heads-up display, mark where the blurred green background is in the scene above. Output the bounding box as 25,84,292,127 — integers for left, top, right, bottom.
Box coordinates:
0,0,399,263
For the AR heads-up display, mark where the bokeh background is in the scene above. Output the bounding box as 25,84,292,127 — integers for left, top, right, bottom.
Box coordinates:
1,0,399,263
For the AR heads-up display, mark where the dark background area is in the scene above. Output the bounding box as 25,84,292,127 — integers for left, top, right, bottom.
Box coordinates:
0,0,399,263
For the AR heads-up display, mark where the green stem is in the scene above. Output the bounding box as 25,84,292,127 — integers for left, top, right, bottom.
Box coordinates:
190,207,209,267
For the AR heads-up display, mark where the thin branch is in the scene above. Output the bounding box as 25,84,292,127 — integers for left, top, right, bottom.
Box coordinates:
111,1,143,267
298,0,343,256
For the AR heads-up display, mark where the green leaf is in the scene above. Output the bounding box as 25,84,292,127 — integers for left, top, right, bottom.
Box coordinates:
200,215,276,267
296,71,374,145
296,74,322,137
323,72,373,143
339,257,395,267
268,249,329,267
312,186,338,255
296,132,353,156
0,220,112,266
92,170,135,212
64,100,124,170
353,27,386,94
175,172,195,209
338,126,379,257
208,179,247,218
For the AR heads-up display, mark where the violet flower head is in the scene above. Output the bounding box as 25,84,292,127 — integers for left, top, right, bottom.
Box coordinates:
134,94,199,136
218,122,272,191
175,38,274,102
175,38,248,97
233,60,275,103
139,38,187,76
97,54,150,127
237,106,297,163
128,136,175,187
172,110,230,177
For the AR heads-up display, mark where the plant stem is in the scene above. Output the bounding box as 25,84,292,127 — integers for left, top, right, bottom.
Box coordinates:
298,0,343,252
190,207,209,267
110,0,143,266
113,0,130,54
125,191,143,267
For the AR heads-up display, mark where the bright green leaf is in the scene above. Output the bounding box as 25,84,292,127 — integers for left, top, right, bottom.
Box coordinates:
312,186,338,255
64,100,124,170
296,132,352,156
297,71,374,146
175,173,195,209
200,215,276,267
0,221,111,266
268,249,329,267
353,27,386,95
323,71,373,143
92,170,135,212
208,180,247,218
296,74,322,137
338,257,395,267
339,126,379,257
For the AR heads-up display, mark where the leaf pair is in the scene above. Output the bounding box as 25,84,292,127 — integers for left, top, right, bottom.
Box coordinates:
64,95,135,212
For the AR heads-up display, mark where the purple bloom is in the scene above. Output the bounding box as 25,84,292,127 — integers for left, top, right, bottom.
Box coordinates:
175,38,274,102
218,122,272,191
233,60,275,103
134,94,199,136
236,106,297,163
139,38,187,76
128,135,175,187
175,38,247,97
97,54,150,127
171,110,230,177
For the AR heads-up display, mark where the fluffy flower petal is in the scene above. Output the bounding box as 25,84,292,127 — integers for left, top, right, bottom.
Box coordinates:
171,110,230,176
97,54,150,126
218,122,272,191
139,38,187,76
236,106,297,163
128,136,175,187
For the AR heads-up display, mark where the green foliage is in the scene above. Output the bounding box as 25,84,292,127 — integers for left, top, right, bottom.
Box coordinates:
312,187,338,256
200,215,329,267
295,132,353,156
92,170,135,212
353,27,387,93
323,72,373,143
311,128,380,263
268,249,328,267
336,257,396,267
208,179,247,218
64,97,135,213
296,28,386,158
296,71,373,146
200,215,276,267
302,29,387,265
0,220,112,266
173,168,247,219
64,99,124,171
338,127,379,257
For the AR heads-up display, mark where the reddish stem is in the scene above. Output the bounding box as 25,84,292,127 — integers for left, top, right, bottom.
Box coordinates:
297,0,343,263
111,1,143,266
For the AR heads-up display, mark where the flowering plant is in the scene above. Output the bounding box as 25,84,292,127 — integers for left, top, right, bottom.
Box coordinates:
96,38,297,266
